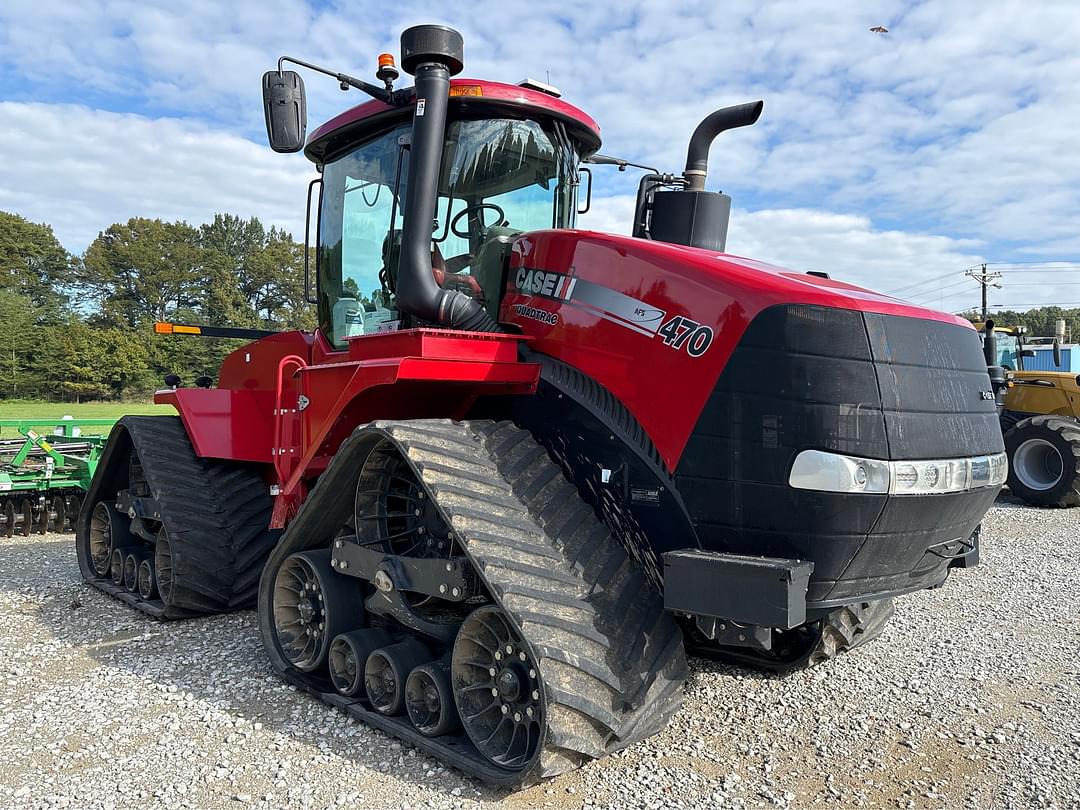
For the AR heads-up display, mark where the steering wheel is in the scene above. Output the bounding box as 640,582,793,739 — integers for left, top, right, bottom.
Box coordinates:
450,203,506,238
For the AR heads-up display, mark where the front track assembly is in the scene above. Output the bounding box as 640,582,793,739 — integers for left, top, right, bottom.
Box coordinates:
258,419,687,786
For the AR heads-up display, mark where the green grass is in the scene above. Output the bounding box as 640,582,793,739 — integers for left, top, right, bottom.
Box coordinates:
0,400,174,437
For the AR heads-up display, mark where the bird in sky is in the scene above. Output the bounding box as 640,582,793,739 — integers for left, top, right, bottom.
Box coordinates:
870,25,889,33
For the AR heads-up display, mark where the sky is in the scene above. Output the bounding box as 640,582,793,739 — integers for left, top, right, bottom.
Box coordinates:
1,0,1078,313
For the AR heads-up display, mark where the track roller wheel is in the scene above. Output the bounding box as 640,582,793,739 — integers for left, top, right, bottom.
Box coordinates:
364,639,429,716
406,660,460,737
1,500,13,538
47,496,66,533
328,628,393,697
272,549,366,672
109,548,125,586
452,605,542,770
87,502,133,578
154,529,174,604
123,550,146,592
137,558,157,600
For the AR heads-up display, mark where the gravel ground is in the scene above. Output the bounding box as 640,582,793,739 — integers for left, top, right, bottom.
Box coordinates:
0,496,1077,810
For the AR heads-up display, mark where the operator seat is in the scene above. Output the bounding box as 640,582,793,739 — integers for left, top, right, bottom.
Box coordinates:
471,226,519,319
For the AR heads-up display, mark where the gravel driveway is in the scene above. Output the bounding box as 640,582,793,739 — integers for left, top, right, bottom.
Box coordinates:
0,497,1076,809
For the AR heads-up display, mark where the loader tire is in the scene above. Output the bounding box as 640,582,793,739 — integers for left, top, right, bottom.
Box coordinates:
1005,415,1080,507
259,419,687,786
76,416,278,618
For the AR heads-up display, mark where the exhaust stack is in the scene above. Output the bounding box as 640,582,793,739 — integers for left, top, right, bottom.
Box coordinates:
646,100,763,253
395,25,500,332
683,101,763,192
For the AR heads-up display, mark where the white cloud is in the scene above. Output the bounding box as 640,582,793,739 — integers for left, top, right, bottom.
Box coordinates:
582,194,996,313
2,0,1079,311
0,102,314,251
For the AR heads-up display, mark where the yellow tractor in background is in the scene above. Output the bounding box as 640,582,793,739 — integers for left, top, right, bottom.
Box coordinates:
980,322,1080,507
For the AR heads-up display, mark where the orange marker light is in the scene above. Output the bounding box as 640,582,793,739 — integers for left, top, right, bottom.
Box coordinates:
154,322,174,334
378,53,396,69
449,85,483,97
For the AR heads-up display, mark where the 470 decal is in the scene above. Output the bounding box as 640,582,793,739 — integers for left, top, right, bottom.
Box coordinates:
657,316,714,358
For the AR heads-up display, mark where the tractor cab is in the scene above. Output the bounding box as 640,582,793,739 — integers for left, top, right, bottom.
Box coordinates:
283,70,602,350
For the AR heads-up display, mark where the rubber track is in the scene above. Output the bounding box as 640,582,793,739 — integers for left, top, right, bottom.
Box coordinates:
696,598,895,674
80,416,277,619
263,419,687,785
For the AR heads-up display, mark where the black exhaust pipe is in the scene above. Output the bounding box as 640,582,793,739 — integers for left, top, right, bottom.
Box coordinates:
683,100,763,192
395,25,500,332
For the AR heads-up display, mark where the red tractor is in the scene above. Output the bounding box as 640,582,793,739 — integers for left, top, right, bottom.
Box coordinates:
77,25,1005,785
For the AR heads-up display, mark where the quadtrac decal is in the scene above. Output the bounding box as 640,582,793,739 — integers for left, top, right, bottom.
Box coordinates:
511,267,715,357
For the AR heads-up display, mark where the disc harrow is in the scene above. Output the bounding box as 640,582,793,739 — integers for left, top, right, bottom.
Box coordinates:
0,418,114,538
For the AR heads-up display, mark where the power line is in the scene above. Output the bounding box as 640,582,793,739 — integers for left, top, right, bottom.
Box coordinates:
965,264,1003,320
882,270,961,296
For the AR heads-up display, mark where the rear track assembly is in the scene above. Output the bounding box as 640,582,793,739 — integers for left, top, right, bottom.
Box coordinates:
75,417,278,619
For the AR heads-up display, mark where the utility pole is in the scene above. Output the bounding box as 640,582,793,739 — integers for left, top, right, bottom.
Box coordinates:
965,264,1003,320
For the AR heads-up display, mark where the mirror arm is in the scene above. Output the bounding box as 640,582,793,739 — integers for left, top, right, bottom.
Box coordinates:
278,56,395,104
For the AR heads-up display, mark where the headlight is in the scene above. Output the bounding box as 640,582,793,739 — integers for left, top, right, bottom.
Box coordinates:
789,450,1008,495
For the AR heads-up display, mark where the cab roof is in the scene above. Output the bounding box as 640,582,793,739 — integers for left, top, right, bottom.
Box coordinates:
305,78,602,165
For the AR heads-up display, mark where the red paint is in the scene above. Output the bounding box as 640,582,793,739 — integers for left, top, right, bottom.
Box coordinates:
308,79,601,150
501,230,975,471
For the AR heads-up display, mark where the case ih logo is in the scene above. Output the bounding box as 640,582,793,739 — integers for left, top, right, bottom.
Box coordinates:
514,268,576,300
512,266,714,357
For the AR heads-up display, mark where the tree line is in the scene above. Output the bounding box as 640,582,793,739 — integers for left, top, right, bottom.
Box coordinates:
0,210,313,401
2,206,1078,403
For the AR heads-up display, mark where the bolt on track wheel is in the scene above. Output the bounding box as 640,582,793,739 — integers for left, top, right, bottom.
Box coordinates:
406,661,460,737
137,558,157,600
272,549,366,673
328,628,393,696
110,548,125,585
364,638,430,715
452,605,543,770
89,502,131,578
154,529,174,604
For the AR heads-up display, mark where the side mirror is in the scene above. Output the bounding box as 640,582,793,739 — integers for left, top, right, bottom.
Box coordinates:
262,70,307,153
1053,339,1062,368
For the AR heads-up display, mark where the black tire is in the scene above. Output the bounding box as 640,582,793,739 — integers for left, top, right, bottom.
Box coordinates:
1005,415,1080,507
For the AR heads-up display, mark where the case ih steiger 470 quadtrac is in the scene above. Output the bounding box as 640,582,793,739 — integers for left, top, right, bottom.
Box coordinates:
76,25,1005,785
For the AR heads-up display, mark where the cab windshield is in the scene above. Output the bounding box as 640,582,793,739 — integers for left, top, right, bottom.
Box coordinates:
318,116,579,348
995,334,1020,370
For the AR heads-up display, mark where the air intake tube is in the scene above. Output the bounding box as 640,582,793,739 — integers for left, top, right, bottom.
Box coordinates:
683,100,763,191
395,25,500,333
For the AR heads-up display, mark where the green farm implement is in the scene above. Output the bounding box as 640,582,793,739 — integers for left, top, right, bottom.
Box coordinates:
0,418,115,537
